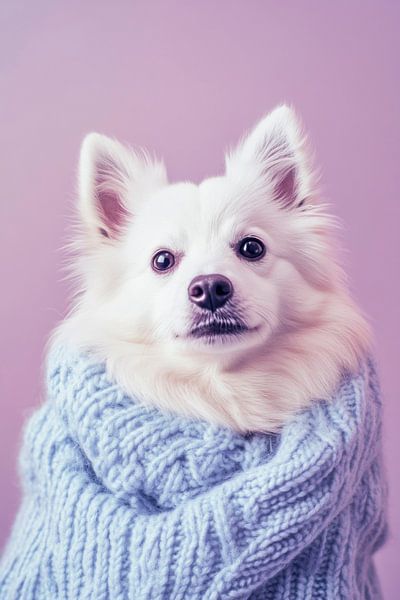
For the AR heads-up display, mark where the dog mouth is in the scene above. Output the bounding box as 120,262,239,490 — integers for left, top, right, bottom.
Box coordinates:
189,319,250,339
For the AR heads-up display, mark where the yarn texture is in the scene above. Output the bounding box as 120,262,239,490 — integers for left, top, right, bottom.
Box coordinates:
0,342,388,599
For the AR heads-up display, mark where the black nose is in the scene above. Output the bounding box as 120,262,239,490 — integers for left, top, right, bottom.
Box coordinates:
188,274,233,311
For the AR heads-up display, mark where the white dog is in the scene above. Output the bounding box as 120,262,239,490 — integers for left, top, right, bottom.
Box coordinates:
51,105,371,433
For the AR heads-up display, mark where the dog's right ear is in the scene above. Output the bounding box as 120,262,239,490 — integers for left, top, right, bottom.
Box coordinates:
225,105,314,210
78,133,166,240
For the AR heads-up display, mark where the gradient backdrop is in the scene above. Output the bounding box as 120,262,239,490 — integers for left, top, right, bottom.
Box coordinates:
1,1,399,596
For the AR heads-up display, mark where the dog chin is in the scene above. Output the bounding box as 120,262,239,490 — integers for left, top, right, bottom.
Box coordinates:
176,322,266,354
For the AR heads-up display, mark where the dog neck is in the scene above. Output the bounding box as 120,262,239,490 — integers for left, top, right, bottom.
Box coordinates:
52,292,370,434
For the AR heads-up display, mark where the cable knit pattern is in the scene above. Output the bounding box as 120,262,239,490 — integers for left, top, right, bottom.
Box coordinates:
0,342,388,599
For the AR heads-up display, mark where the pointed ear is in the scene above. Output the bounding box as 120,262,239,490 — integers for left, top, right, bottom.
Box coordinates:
78,133,166,240
225,105,314,209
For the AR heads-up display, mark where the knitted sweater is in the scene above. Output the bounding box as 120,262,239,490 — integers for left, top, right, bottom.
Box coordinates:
0,343,388,600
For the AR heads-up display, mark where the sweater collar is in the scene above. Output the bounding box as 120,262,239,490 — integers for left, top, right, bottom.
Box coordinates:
46,342,280,510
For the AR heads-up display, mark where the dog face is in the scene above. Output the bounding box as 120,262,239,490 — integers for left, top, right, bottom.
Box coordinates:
75,106,339,359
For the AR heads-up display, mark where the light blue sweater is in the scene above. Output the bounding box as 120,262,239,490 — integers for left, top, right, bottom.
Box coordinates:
0,343,388,599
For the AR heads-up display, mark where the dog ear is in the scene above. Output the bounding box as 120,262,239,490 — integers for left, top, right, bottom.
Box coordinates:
79,133,166,240
226,105,313,209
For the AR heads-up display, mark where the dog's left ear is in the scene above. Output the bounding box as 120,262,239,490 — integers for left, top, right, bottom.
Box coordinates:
78,133,167,240
225,105,313,209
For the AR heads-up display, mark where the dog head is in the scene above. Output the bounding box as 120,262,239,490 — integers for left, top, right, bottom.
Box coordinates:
72,105,340,360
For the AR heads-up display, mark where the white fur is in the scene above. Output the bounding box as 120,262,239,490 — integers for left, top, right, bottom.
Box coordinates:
50,105,371,434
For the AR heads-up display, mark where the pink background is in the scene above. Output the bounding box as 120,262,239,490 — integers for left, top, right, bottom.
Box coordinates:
1,1,399,596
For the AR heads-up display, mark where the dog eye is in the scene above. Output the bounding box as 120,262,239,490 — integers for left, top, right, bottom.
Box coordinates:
152,250,175,272
238,237,266,260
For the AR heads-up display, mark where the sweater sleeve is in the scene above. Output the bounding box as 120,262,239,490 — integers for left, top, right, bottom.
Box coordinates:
0,364,384,600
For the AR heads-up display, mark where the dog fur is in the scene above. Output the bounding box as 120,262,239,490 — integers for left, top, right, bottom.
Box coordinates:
50,105,371,434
